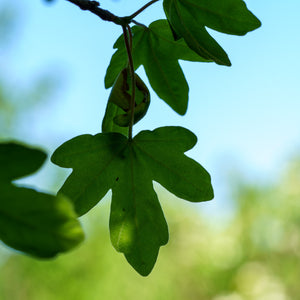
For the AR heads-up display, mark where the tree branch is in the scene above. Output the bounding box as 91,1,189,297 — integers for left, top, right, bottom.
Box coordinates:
65,0,129,25
65,0,160,26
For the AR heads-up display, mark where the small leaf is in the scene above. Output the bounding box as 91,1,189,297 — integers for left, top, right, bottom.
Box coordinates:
163,0,261,65
102,67,150,134
105,20,210,115
51,126,213,275
102,102,129,136
0,142,46,182
0,142,84,257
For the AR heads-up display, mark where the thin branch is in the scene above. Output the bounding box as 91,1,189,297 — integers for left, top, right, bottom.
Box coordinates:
122,25,136,140
127,0,160,19
64,0,158,26
65,0,129,25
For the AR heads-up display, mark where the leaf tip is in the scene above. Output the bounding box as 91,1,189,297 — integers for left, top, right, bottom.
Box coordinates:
255,18,262,30
126,254,158,277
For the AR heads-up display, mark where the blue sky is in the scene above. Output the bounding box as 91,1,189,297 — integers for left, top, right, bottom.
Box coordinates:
3,0,300,215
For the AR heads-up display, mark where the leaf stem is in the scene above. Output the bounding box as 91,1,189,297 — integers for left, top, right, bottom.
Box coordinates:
122,25,136,140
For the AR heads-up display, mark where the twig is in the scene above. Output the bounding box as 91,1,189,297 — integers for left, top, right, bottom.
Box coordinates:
65,0,129,25
65,0,159,26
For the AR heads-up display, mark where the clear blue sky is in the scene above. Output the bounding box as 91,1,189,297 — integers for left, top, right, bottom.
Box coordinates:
4,0,300,216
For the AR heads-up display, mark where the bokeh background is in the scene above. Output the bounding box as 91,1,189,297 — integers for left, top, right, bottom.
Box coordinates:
1,0,300,299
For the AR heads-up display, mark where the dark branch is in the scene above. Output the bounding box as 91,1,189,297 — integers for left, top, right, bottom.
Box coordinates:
65,0,160,26
65,0,129,25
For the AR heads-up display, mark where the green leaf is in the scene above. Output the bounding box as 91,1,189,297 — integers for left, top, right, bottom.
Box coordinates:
52,133,128,216
51,126,213,275
102,102,129,136
0,142,84,258
0,142,46,182
105,20,210,115
102,67,150,134
0,185,84,258
163,0,261,66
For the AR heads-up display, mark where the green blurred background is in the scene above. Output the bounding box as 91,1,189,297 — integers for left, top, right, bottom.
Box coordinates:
1,166,300,300
1,1,300,299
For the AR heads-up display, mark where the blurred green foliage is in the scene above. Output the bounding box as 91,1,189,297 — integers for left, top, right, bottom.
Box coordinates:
0,3,60,139
1,158,300,299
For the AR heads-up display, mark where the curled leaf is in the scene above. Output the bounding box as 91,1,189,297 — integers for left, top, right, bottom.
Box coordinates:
102,67,150,133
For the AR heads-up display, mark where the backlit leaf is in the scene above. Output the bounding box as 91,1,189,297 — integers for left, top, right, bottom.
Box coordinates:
105,20,210,115
51,126,213,275
102,67,150,135
163,0,261,65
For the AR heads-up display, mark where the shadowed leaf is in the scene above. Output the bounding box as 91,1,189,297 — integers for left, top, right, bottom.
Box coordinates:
0,142,84,257
163,0,261,65
102,67,150,135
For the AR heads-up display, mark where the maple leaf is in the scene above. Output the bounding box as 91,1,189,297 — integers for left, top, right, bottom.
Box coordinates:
105,20,210,115
51,126,213,275
163,0,261,65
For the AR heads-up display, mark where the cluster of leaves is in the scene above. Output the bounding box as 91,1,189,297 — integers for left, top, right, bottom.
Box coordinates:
1,0,260,275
